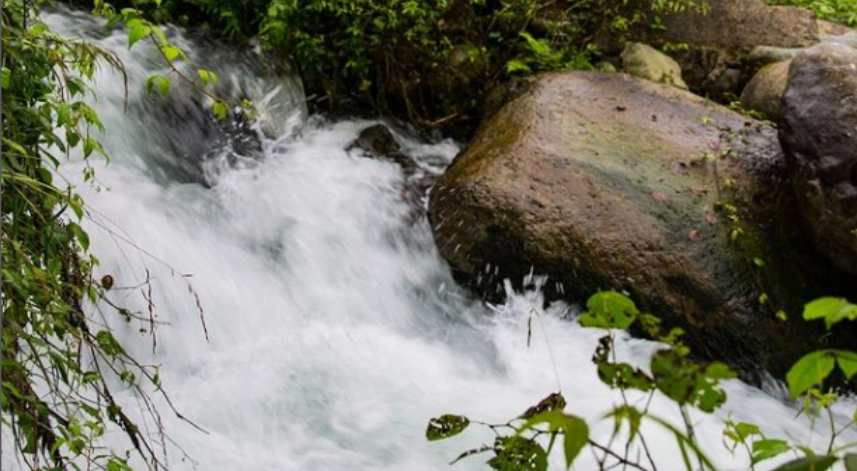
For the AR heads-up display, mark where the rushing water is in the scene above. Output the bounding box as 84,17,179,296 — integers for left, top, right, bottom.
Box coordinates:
5,8,856,471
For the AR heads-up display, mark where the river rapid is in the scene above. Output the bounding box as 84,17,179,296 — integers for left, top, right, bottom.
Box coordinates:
3,8,855,471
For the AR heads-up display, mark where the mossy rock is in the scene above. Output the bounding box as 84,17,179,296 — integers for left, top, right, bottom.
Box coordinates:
429,71,857,378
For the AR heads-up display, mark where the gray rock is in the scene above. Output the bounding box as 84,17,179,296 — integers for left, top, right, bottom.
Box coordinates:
748,46,803,68
779,43,857,274
622,42,688,89
740,60,791,118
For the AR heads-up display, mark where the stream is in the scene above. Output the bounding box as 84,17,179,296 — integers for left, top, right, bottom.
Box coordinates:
4,8,855,471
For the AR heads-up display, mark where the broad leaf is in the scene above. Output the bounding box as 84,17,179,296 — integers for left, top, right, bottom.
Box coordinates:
579,291,638,329
426,414,469,441
751,438,791,465
488,436,548,471
786,351,835,399
804,297,857,330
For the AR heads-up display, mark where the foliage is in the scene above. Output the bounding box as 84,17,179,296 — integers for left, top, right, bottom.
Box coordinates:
427,292,857,470
1,1,214,468
766,0,857,27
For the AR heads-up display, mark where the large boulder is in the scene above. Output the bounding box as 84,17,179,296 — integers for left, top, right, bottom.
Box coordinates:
430,71,857,377
779,43,857,274
740,60,790,118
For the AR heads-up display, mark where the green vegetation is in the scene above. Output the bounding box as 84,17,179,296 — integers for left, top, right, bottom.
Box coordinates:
1,0,219,468
768,0,857,27
428,292,857,471
3,0,856,469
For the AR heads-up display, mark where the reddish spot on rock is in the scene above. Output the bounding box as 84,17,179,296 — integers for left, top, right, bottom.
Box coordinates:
688,229,701,241
651,191,667,202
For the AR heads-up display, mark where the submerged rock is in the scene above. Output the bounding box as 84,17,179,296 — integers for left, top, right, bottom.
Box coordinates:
779,43,857,274
429,71,857,377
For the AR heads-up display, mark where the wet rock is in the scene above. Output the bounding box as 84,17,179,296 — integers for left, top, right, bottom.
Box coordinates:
622,42,688,89
711,68,745,100
353,124,402,156
430,71,857,377
779,43,857,274
740,60,790,118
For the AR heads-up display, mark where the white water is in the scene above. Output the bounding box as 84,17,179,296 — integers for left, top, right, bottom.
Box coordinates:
5,8,855,471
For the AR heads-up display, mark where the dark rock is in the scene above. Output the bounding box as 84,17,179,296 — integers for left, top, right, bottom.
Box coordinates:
430,71,857,378
779,43,857,274
353,124,402,156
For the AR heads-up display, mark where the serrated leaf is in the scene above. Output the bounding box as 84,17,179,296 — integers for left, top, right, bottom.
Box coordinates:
787,350,835,399
426,414,469,441
488,436,548,471
578,291,638,329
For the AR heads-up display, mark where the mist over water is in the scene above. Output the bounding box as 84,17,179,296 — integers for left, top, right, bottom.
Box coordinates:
5,8,854,471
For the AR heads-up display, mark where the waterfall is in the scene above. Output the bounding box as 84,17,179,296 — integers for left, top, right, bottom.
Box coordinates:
4,7,854,471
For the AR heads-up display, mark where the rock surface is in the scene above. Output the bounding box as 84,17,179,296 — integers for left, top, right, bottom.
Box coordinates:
779,43,857,274
430,71,857,376
625,0,819,52
740,60,790,118
597,0,819,96
622,42,688,89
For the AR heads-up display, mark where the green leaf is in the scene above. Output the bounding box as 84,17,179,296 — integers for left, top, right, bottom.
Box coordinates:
834,350,857,379
751,438,791,465
95,331,125,356
212,101,229,121
561,415,588,468
786,350,835,399
607,406,643,440
844,453,857,471
578,291,638,329
145,75,171,98
804,297,857,330
426,414,470,441
127,19,152,48
83,137,98,158
506,59,532,74
160,45,185,62
68,222,90,251
1,67,10,89
488,436,548,471
198,69,218,86
771,456,838,471
734,422,760,441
